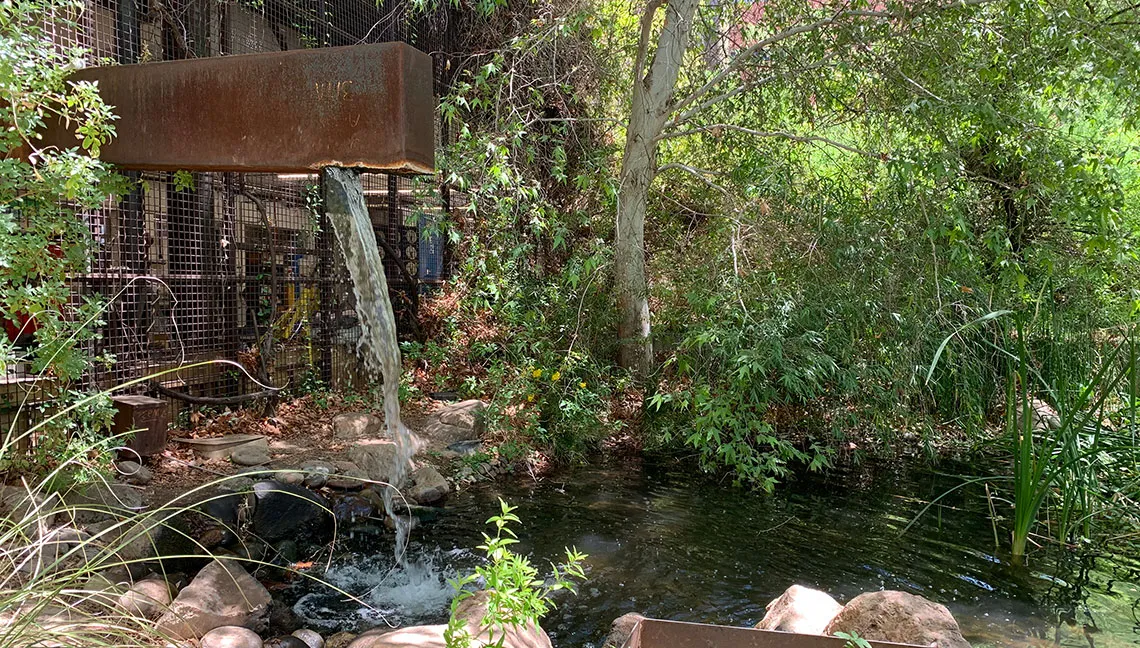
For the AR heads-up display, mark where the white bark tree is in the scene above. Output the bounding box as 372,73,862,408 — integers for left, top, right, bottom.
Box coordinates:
613,0,997,378
616,0,699,378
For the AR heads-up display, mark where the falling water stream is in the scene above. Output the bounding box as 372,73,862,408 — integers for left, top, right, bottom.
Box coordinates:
322,167,416,562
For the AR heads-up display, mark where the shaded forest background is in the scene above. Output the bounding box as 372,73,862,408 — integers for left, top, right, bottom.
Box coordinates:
407,0,1140,489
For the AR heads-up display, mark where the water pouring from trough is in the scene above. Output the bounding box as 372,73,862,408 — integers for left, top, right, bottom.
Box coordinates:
322,166,418,564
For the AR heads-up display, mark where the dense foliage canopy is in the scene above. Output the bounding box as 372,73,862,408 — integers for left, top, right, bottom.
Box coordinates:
421,0,1140,497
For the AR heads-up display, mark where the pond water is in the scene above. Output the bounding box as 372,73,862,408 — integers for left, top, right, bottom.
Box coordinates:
289,458,1140,648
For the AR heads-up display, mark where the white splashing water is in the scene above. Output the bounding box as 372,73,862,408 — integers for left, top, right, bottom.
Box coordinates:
293,549,471,630
323,167,416,561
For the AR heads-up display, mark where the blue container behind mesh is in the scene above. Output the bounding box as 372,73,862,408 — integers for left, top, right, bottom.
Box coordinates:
418,210,444,284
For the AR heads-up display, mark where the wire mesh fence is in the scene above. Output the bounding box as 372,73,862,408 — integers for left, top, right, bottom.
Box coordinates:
2,0,459,432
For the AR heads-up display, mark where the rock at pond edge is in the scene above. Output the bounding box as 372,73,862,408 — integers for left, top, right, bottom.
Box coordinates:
200,625,263,648
603,612,646,648
155,559,271,639
755,584,843,635
824,590,971,648
250,480,329,542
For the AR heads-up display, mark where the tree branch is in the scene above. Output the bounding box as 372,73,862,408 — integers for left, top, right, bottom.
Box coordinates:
658,123,884,159
670,0,999,119
152,381,278,406
633,0,666,87
657,162,731,195
1105,1,1140,22
669,54,836,129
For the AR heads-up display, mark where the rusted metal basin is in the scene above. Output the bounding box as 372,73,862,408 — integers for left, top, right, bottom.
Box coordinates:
627,619,927,648
41,43,433,174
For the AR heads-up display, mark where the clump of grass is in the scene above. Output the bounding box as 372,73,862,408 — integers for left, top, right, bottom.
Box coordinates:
0,367,368,647
920,312,1140,561
1005,322,1138,560
2,366,577,647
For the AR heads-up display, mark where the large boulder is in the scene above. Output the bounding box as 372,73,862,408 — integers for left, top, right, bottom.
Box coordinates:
250,480,329,542
117,576,174,619
0,484,57,533
96,518,165,564
80,570,131,610
116,460,154,486
755,585,843,634
407,466,449,505
16,526,96,577
232,446,272,467
326,632,356,648
420,400,488,448
301,460,337,489
438,400,486,434
326,461,369,490
423,421,476,446
347,590,551,648
1013,397,1062,432
0,602,95,638
155,559,271,639
333,412,384,440
824,591,971,648
86,516,196,576
602,612,646,648
292,629,325,648
348,444,404,486
330,493,376,524
61,482,144,524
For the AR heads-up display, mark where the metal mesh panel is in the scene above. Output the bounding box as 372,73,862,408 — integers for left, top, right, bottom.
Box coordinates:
1,0,459,428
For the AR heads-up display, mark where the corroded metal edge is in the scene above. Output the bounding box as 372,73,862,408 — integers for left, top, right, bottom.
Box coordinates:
630,619,930,648
41,42,435,174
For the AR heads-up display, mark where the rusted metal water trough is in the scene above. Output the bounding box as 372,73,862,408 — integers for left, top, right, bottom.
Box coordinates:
41,42,434,174
624,619,926,648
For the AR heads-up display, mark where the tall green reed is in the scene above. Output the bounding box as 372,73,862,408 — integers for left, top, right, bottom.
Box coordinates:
922,308,1139,561
1005,318,1139,560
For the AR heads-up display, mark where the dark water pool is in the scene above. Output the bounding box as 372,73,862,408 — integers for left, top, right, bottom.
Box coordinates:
290,458,1140,648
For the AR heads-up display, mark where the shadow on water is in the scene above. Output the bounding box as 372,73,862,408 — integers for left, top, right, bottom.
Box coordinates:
288,457,1140,648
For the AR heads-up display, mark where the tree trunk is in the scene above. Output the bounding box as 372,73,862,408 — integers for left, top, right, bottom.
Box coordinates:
615,0,698,378
615,141,654,376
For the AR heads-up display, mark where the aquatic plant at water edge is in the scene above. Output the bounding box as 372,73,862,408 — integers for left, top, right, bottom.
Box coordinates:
835,631,873,648
920,311,1140,560
1004,326,1138,559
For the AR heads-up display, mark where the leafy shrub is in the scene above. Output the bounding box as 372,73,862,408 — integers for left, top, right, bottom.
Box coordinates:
0,0,125,381
444,499,586,648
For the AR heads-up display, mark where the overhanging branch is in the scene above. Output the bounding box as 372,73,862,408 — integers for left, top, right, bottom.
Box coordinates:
658,123,884,159
657,162,731,195
670,0,999,121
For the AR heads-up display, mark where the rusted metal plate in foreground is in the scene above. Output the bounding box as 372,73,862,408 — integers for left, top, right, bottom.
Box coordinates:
43,43,434,174
629,619,927,648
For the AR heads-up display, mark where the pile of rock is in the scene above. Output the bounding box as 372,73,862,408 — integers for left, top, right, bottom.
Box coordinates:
754,585,971,648
0,398,544,648
603,585,972,648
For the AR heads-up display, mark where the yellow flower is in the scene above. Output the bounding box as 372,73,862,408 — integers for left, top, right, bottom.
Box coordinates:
551,371,561,381
579,381,587,388
531,369,542,378
527,394,535,402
